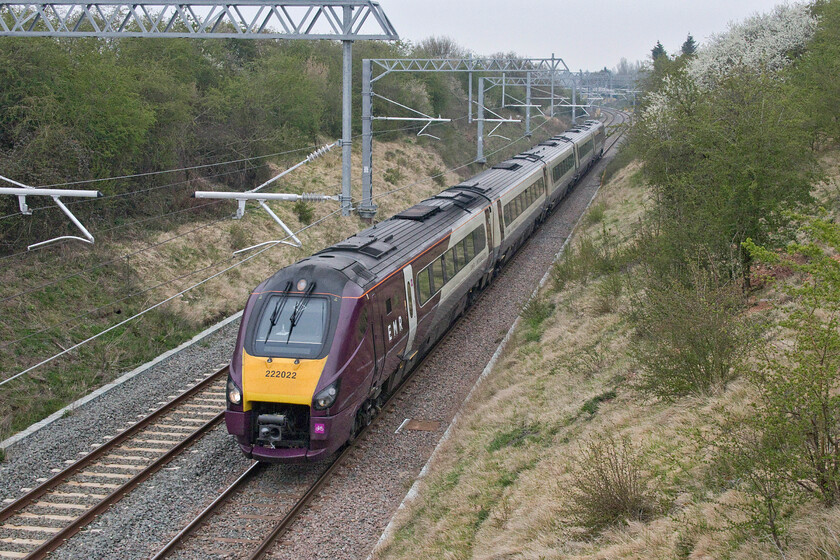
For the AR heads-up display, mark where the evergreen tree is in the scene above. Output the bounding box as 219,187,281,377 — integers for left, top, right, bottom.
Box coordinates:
651,40,667,61
681,33,697,56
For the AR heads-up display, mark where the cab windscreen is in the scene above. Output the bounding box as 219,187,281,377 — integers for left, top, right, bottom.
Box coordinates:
252,294,330,359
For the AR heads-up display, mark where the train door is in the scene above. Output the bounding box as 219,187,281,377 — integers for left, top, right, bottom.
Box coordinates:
496,200,505,243
484,208,494,252
402,265,417,358
369,293,386,386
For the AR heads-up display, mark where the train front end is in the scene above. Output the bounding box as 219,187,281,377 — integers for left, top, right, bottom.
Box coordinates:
224,261,365,462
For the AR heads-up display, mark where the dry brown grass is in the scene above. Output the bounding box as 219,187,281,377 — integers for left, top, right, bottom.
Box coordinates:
373,151,840,560
0,120,567,442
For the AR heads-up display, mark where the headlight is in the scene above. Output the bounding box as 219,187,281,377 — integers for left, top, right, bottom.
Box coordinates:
313,381,339,410
227,376,242,406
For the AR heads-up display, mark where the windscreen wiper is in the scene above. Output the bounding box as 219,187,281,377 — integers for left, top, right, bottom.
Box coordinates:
286,282,317,344
263,281,293,344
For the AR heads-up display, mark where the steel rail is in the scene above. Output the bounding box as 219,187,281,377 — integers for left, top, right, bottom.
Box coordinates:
249,112,630,560
151,461,265,559
0,367,228,559
152,111,630,560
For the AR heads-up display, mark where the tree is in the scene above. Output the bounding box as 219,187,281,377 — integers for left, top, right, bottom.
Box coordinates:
650,40,667,61
632,65,817,285
680,34,697,56
794,0,840,143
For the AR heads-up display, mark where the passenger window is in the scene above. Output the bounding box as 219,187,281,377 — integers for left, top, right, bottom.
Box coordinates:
386,298,392,314
474,227,486,252
465,234,475,261
445,249,456,280
432,258,445,292
457,241,467,269
418,269,431,303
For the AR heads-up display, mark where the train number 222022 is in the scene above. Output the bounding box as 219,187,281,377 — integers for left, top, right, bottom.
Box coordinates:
264,370,297,379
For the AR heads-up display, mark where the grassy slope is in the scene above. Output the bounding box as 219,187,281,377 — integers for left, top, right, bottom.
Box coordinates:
0,118,565,443
374,151,840,560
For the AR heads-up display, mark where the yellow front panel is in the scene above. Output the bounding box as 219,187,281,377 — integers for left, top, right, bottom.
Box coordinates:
242,348,328,411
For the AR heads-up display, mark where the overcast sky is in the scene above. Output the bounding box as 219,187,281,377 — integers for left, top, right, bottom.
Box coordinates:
380,0,790,71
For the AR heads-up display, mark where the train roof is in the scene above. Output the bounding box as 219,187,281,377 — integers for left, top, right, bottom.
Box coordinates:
279,122,603,294
304,185,491,291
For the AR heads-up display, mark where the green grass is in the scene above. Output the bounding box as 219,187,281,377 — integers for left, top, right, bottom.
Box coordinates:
580,390,617,416
486,422,544,452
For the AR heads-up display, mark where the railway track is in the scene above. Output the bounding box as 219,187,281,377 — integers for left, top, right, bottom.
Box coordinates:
0,368,228,559
152,333,445,559
152,110,630,560
0,110,629,560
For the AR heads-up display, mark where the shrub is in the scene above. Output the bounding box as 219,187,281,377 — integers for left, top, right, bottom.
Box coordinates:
629,267,749,399
552,227,630,292
428,167,447,188
564,433,658,532
383,167,404,185
601,143,634,183
293,200,314,225
594,272,623,314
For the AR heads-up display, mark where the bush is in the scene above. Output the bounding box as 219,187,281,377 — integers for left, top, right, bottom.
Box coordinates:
383,167,404,185
601,143,634,183
594,272,623,314
564,433,658,532
552,227,630,292
428,166,447,188
629,266,749,399
293,199,314,225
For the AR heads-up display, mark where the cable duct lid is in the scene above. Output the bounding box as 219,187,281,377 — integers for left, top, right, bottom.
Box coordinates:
342,261,375,285
491,161,522,171
334,235,395,258
394,204,441,221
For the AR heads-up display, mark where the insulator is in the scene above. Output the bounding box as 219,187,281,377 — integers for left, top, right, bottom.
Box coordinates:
305,142,336,162
301,193,333,202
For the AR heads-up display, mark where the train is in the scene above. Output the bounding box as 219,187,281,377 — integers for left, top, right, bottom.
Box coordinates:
225,119,606,462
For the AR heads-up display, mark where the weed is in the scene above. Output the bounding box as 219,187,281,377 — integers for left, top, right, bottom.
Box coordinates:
552,227,630,292
551,342,604,377
0,447,5,462
675,532,695,559
601,143,634,183
564,432,659,533
293,200,314,225
585,201,607,226
228,222,250,250
521,296,555,342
